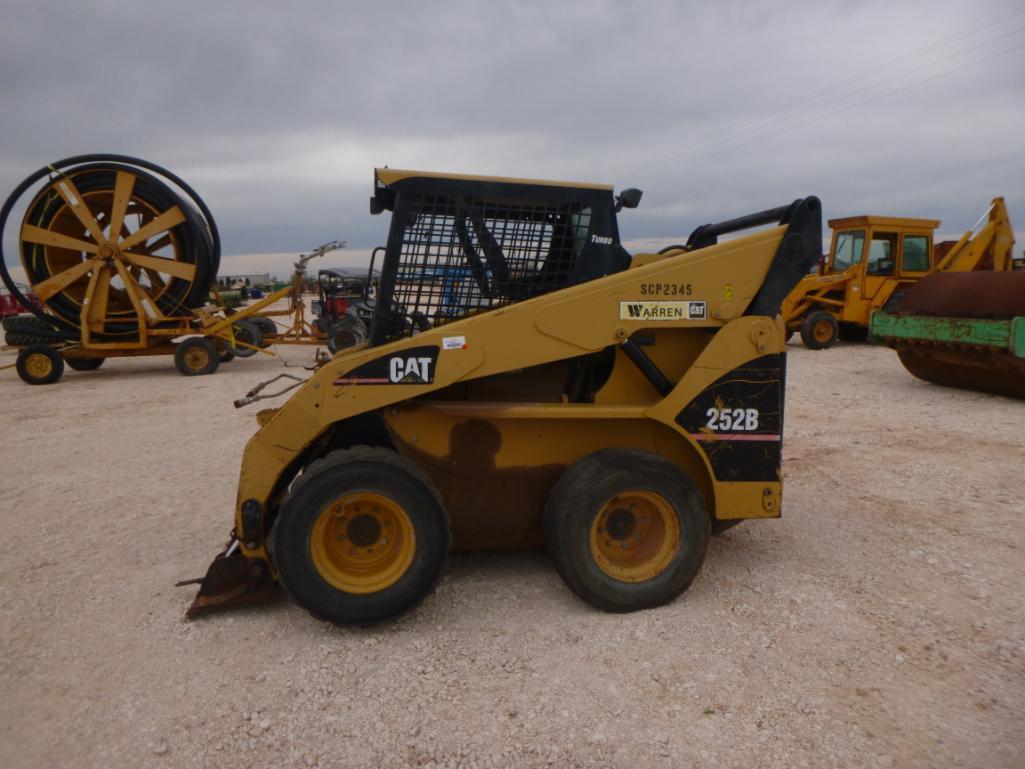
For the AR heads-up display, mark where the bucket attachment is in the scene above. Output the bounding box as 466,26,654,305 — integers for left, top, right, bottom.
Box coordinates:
178,540,274,618
871,271,1025,399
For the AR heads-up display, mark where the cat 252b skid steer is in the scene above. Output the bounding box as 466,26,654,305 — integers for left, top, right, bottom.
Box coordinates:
184,169,821,624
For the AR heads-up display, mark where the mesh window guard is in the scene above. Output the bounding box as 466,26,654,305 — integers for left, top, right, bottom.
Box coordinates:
389,192,592,334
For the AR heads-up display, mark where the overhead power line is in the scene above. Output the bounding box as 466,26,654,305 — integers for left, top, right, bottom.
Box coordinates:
619,6,1025,178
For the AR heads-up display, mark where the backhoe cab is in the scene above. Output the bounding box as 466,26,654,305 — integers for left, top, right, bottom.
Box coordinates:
782,198,1014,349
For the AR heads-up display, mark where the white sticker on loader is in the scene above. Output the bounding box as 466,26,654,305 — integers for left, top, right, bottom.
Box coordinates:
442,335,467,350
620,300,706,321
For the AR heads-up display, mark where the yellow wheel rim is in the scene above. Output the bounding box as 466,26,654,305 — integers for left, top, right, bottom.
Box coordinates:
25,352,54,378
310,492,415,594
589,490,680,583
183,345,210,371
813,319,833,343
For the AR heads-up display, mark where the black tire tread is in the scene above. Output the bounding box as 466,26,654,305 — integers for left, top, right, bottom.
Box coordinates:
272,446,450,625
544,449,710,613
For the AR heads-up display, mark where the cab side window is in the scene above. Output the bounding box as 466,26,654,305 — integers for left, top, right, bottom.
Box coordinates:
901,235,929,272
867,233,897,275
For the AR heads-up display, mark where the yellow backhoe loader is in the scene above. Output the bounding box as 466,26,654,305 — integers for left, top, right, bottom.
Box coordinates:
782,198,1014,349
183,169,822,624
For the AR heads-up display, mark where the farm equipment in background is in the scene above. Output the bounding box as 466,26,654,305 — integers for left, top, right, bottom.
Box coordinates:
182,166,823,625
0,154,249,383
0,284,39,317
309,266,380,352
0,154,367,384
781,198,1014,349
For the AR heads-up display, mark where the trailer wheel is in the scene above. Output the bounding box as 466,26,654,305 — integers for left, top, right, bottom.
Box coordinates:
230,320,262,357
214,340,235,363
272,447,450,625
800,310,838,349
544,449,709,612
174,337,220,376
16,345,64,385
65,357,105,371
252,317,277,343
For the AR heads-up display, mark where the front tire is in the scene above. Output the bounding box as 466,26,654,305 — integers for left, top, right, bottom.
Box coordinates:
544,449,710,612
174,337,220,376
272,447,450,625
800,310,838,350
16,345,64,385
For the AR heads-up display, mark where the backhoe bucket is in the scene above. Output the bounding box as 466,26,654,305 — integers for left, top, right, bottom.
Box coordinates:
871,271,1025,399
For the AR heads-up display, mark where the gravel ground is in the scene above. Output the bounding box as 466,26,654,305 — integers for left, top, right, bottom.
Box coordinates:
0,334,1022,769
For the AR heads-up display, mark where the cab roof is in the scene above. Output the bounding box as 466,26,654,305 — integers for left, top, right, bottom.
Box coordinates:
828,215,941,230
375,167,613,192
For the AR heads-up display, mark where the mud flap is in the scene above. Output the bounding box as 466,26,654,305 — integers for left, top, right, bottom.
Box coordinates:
178,541,275,619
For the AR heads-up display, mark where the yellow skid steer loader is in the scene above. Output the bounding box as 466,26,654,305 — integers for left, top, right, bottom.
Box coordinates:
184,169,822,624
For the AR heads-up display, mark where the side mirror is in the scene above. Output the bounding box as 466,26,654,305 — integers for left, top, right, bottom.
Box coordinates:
615,188,643,212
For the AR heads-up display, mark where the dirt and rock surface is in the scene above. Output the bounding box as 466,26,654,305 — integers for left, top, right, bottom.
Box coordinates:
0,336,1022,769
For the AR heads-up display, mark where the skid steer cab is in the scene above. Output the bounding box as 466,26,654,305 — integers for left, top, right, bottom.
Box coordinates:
185,168,821,625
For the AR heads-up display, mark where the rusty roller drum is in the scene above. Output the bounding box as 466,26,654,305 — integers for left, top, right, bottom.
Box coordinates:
0,154,219,340
885,271,1025,399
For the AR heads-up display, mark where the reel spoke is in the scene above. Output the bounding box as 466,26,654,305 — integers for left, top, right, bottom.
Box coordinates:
82,263,112,329
107,170,136,242
112,257,159,318
118,206,185,251
34,257,100,301
122,251,196,281
145,233,173,253
52,175,106,243
21,223,100,254
143,268,166,291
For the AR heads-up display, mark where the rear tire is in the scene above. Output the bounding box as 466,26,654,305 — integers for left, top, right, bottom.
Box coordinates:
252,317,277,345
273,447,450,625
231,320,262,357
215,340,235,363
65,357,105,371
544,449,710,612
800,311,838,350
16,345,64,385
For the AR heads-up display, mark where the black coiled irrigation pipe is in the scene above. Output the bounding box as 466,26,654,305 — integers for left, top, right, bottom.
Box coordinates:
0,154,221,339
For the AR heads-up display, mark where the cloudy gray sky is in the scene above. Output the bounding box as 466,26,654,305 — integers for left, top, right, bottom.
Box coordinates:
2,0,1024,278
